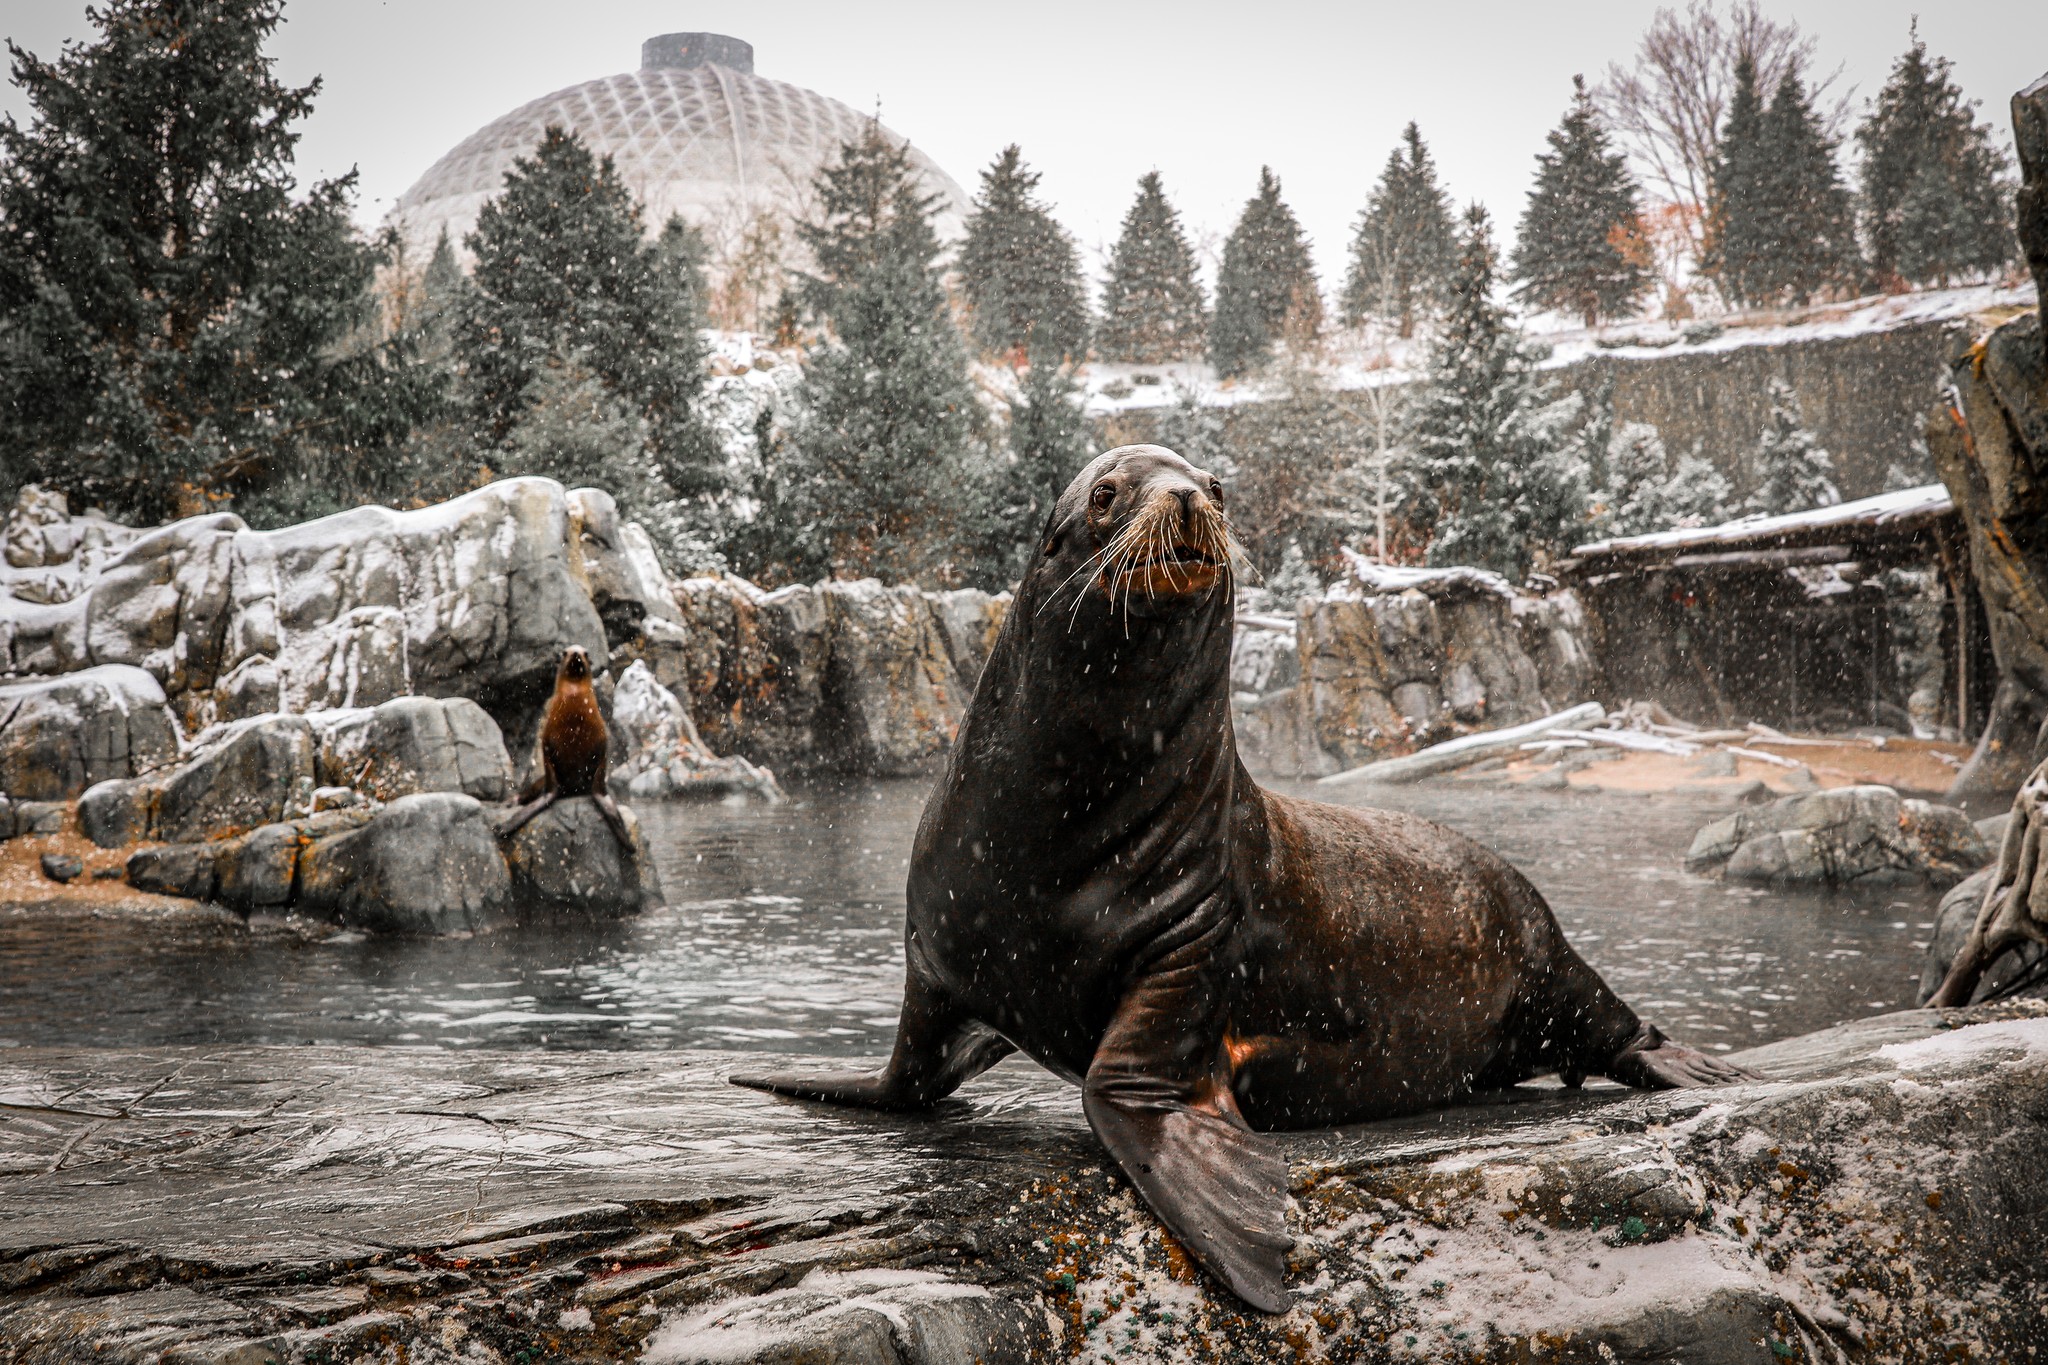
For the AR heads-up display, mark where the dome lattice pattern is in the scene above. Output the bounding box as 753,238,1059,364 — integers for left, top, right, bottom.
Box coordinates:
389,48,968,267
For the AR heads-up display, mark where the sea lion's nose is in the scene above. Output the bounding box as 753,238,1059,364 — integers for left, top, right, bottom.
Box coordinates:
1172,486,1195,528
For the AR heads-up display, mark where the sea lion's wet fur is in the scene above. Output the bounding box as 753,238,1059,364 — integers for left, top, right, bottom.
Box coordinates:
498,646,633,847
733,445,1746,1313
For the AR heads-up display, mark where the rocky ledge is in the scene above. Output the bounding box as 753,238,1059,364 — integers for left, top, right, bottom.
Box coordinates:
1,1002,2043,1363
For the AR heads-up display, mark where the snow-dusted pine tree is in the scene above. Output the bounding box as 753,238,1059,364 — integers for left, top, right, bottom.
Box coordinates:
1602,423,1731,535
457,128,720,517
0,0,430,521
1096,173,1207,363
957,145,1090,363
1511,76,1650,328
1857,29,2016,289
1405,207,1587,579
1341,123,1458,338
1210,167,1320,379
1746,379,1839,516
1263,541,1323,609
1708,62,1860,307
768,123,980,583
1702,55,1772,307
1758,70,1861,303
994,357,1094,577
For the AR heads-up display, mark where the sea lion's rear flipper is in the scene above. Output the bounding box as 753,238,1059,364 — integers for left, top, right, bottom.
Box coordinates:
1081,904,1292,1314
1606,1023,1760,1088
730,973,1014,1111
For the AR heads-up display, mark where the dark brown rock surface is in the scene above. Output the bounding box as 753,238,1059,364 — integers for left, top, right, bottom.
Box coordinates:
2,1004,2045,1363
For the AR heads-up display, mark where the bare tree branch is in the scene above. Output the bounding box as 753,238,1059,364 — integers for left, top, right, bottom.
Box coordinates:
1594,1,1849,261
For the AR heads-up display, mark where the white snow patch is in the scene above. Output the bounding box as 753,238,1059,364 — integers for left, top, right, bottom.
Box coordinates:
1878,1018,2048,1070
556,1306,592,1331
1572,483,1952,558
1409,1226,1761,1346
642,1268,990,1364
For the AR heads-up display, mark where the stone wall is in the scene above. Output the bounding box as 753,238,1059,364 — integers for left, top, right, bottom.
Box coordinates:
1099,306,2015,507
1233,561,1601,778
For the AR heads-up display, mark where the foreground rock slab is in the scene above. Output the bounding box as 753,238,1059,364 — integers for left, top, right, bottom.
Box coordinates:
1,1003,2044,1363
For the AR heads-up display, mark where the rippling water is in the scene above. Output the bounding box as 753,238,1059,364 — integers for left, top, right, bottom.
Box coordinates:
0,778,1941,1055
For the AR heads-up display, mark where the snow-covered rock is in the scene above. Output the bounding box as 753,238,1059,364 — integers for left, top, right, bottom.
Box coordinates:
308,695,513,803
0,665,178,801
608,660,782,802
1686,784,1990,886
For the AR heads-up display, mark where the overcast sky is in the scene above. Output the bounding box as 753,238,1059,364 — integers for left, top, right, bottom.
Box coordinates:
6,1,2045,289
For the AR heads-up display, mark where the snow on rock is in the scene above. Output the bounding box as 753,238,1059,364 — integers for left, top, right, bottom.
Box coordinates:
1250,562,1571,776
610,660,783,802
0,664,178,801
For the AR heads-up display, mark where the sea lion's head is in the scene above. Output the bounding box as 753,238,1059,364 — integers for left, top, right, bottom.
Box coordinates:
557,646,593,684
1033,444,1241,626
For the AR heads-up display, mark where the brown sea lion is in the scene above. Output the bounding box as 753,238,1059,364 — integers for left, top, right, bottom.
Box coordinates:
498,646,633,847
732,445,1747,1313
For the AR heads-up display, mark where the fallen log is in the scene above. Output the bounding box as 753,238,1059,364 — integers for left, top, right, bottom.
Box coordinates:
1317,702,1607,787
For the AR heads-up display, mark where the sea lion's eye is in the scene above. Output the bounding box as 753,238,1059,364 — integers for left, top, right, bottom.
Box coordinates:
1208,480,1225,505
1090,483,1116,511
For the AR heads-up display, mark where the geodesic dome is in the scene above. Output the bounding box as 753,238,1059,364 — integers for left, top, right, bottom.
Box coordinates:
386,33,969,271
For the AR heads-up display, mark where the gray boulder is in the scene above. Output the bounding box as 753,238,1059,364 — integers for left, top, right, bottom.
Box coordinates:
126,842,220,900
4,484,71,569
1229,619,1299,695
156,716,314,843
924,588,1009,691
673,575,831,772
1686,784,1991,887
499,797,662,918
310,695,513,802
0,665,179,801
296,793,511,935
77,778,153,847
818,580,966,776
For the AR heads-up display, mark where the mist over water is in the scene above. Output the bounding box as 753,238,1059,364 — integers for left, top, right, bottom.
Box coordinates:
0,779,1937,1056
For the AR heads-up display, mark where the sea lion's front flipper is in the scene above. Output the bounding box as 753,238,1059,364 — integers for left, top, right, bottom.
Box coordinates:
1082,1076,1291,1313
1081,905,1292,1314
730,971,1014,1111
1606,1023,1759,1088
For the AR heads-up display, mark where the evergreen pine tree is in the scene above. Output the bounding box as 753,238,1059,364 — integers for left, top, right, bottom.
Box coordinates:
1602,422,1730,535
1758,70,1861,304
994,358,1094,578
0,0,431,521
455,128,721,525
1097,173,1207,363
1701,55,1773,308
957,146,1089,363
769,122,980,582
1708,65,1861,308
1511,76,1651,328
1856,30,2015,288
1406,207,1587,578
1263,542,1323,609
1746,379,1839,516
1210,167,1320,379
503,354,655,499
1341,123,1458,338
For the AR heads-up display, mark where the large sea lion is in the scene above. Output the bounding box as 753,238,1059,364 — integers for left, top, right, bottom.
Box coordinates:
733,446,1746,1313
499,646,633,846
